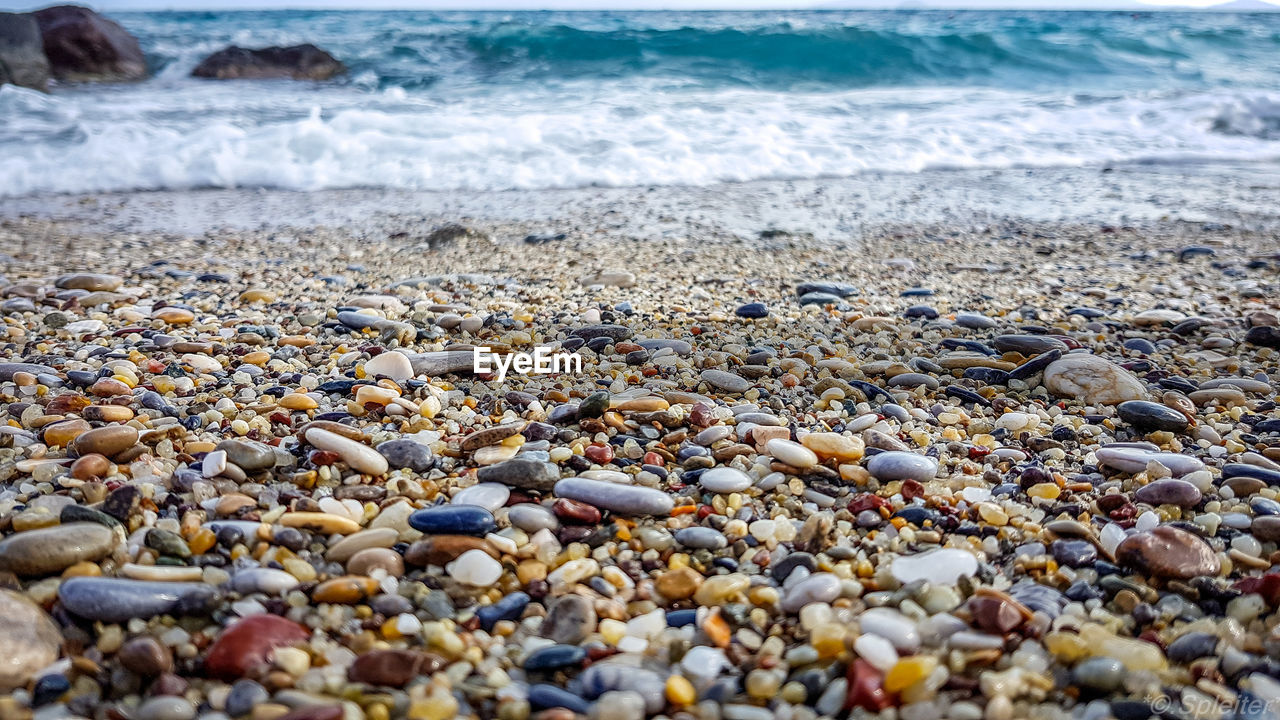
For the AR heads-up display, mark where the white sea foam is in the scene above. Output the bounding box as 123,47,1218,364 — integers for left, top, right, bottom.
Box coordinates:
2,81,1278,198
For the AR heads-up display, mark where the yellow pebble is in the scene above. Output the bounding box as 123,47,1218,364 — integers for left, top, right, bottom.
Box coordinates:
665,675,696,706
884,656,938,693
1027,483,1061,500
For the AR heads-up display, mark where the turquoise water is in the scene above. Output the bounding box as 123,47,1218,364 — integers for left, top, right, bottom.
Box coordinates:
1,10,1278,195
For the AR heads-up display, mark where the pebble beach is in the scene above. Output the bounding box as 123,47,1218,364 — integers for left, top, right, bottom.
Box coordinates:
2,197,1280,720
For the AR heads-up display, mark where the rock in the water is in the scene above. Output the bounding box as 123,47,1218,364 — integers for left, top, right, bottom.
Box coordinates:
0,589,61,692
192,44,345,81
890,548,978,585
553,477,674,516
33,6,146,82
0,522,115,576
0,12,50,91
204,614,310,679
1043,354,1147,405
1116,526,1220,579
59,577,218,622
1117,401,1189,433
866,451,938,482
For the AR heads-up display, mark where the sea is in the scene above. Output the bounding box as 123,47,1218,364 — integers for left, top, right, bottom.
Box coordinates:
1,9,1278,197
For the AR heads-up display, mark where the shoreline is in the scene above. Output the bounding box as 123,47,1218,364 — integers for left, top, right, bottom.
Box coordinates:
3,162,1280,238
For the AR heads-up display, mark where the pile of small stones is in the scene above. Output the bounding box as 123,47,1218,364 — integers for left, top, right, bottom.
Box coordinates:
0,216,1279,720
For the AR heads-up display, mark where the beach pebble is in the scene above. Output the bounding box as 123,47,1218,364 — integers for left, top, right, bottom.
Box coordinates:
1044,354,1147,405
866,451,938,482
0,590,62,692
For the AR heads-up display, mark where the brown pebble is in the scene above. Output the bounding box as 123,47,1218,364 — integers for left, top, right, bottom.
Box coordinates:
655,567,704,601
404,536,497,566
347,649,443,687
346,547,404,576
1116,525,1221,579
70,425,139,458
118,636,173,677
71,453,111,480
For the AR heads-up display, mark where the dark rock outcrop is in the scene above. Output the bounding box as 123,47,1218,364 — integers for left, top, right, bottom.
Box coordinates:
33,5,146,82
191,44,344,81
0,12,50,91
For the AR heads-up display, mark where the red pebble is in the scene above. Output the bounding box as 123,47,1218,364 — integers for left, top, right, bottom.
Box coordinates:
642,452,664,466
847,493,889,515
204,614,309,680
584,444,614,464
845,659,892,711
309,449,341,466
1235,573,1280,606
689,403,714,428
901,479,924,501
552,498,602,524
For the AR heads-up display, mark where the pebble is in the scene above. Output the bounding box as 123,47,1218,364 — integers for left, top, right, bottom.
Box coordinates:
304,427,388,475
59,577,218,622
0,523,116,576
701,369,752,393
866,451,938,482
553,477,675,515
1043,354,1148,405
1117,400,1190,432
0,589,62,691
1116,526,1221,579
891,548,979,585
408,505,497,536
699,467,754,493
1134,478,1202,507
375,438,433,472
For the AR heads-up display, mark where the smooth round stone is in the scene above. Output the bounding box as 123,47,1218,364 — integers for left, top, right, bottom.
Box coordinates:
735,302,768,318
305,427,388,475
446,548,503,586
992,334,1068,355
780,572,841,612
858,608,921,651
890,548,978,585
205,614,310,680
675,526,728,550
1254,516,1280,542
408,505,496,536
955,312,996,329
699,467,753,494
766,438,819,468
887,372,938,390
508,503,560,533
0,589,62,692
541,594,596,644
1224,464,1280,485
1166,631,1219,663
524,644,587,671
230,567,299,595
137,697,196,720
0,523,115,576
574,663,666,713
700,369,752,393
325,527,399,562
376,439,433,472
1116,526,1220,579
452,483,511,512
1117,401,1189,433
364,351,414,381
225,680,270,717
477,457,559,493
1072,657,1125,692
529,684,590,714
70,425,138,458
553,477,674,516
866,451,938,482
1200,377,1272,393
1095,446,1205,477
55,272,122,291
1043,354,1147,405
216,439,277,471
1051,539,1098,568
117,636,173,677
58,578,218,622
1134,478,1202,507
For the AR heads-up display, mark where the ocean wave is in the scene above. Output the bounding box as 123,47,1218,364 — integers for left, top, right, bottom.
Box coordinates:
3,81,1278,197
